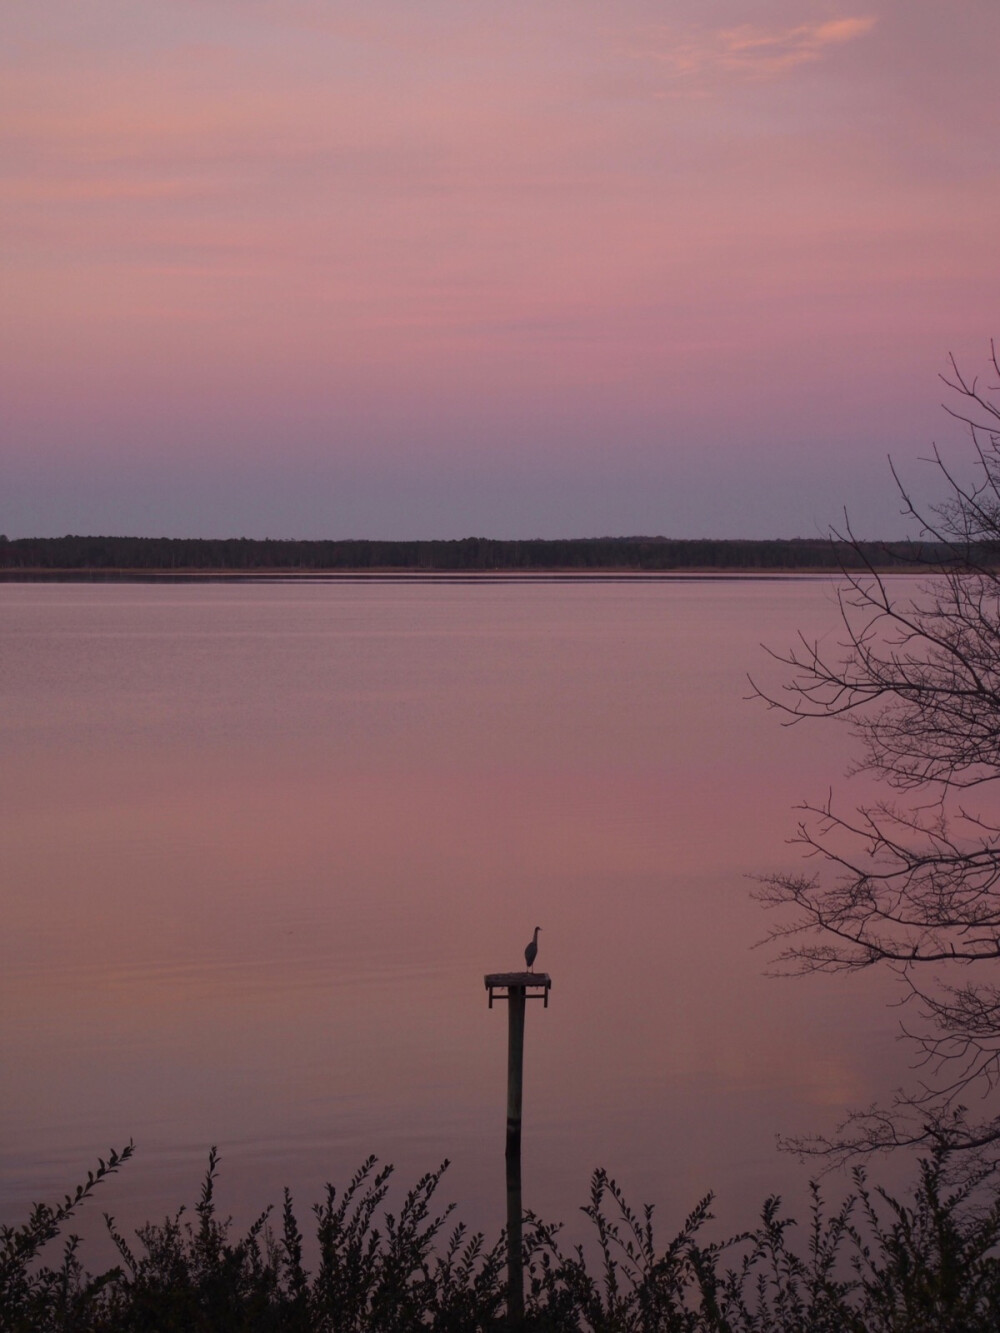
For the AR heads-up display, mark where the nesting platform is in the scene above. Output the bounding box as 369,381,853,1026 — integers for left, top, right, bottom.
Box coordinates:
484,972,552,1007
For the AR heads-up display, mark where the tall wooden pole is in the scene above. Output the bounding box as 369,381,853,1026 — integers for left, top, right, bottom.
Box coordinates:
506,984,526,1329
484,970,550,1333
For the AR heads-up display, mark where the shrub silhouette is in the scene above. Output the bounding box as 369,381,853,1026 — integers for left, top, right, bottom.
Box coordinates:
4,1144,1000,1331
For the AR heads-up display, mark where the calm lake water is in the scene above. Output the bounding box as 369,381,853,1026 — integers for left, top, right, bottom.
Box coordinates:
1,578,913,1259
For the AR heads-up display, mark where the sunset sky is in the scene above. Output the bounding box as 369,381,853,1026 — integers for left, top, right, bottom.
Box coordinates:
3,1,998,540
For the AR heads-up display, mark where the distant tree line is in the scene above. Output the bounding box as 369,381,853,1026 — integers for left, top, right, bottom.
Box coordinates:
0,534,953,574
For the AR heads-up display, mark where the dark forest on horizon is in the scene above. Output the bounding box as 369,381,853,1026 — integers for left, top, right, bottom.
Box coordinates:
0,533,956,574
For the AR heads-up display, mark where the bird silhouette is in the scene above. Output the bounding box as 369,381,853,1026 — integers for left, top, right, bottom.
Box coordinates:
524,926,542,971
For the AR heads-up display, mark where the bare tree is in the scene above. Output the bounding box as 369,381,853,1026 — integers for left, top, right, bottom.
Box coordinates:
755,343,1000,1165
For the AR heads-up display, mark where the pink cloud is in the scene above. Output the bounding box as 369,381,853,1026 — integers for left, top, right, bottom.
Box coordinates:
639,14,877,83
722,16,877,60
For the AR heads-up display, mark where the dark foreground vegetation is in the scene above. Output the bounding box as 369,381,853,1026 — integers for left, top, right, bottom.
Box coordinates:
4,1145,1000,1332
0,534,949,575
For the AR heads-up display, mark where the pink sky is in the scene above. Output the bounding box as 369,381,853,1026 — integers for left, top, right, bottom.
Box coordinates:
3,1,998,538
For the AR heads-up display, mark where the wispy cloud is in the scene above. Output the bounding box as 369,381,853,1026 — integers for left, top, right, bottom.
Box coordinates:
642,14,877,84
720,16,877,72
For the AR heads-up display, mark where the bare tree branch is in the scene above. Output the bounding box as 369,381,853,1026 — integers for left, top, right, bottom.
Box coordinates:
754,344,1000,1167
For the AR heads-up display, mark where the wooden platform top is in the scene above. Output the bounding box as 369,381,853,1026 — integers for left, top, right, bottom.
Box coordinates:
484,972,552,988
484,973,552,1006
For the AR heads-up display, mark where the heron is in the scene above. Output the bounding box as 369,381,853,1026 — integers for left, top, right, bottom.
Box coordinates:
524,926,542,971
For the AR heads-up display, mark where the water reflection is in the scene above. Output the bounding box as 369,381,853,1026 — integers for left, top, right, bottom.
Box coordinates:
1,580,912,1258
